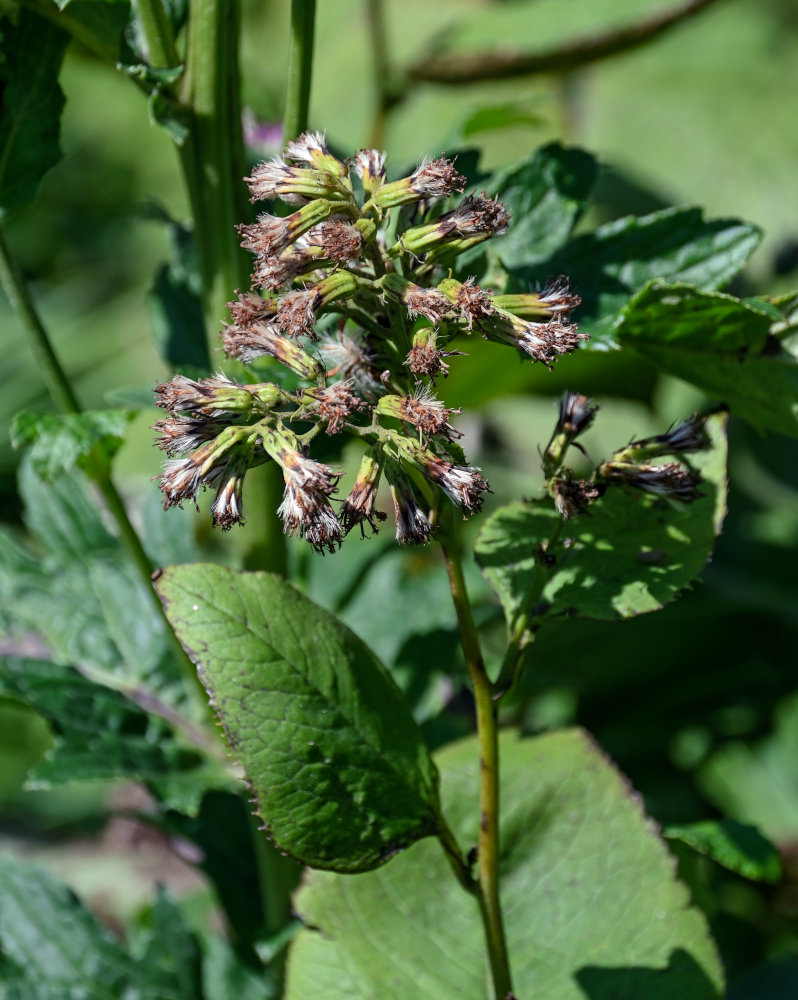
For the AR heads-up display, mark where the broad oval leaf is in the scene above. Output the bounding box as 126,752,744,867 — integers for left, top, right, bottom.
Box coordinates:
618,282,798,436
156,564,442,872
0,10,68,214
286,729,724,1000
475,410,728,624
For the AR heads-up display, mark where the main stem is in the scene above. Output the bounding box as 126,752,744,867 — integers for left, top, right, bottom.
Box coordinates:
0,221,201,701
283,0,317,141
441,534,513,1000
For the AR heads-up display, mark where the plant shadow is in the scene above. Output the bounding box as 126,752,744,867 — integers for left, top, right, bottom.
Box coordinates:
575,947,722,1000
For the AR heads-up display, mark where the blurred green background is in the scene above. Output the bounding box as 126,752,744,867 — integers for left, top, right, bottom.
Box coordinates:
2,0,798,988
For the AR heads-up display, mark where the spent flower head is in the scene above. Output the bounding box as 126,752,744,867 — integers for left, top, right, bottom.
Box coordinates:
154,133,589,549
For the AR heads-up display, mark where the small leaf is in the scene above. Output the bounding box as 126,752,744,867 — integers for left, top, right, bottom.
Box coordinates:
286,730,723,1000
512,207,761,347
485,142,598,268
132,888,204,998
10,408,136,481
664,820,782,884
0,657,201,785
476,410,728,625
457,99,544,139
0,9,68,214
145,206,209,369
617,282,798,436
156,564,441,872
0,858,133,995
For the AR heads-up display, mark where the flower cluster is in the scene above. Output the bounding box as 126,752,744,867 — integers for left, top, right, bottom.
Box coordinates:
155,133,586,550
542,391,709,518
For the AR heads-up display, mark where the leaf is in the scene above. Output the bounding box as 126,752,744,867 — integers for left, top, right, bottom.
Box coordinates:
485,142,598,268
0,857,133,996
475,410,728,625
0,657,201,785
0,9,68,214
144,205,209,369
10,408,136,481
156,564,442,872
457,99,544,139
0,861,208,999
2,458,184,705
617,283,798,436
132,888,204,999
286,729,724,1000
510,208,761,347
664,820,781,884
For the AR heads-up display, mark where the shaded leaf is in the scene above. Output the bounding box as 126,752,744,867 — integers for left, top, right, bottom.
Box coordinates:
0,858,133,996
156,564,441,872
0,9,68,214
476,410,728,624
133,888,204,999
10,408,136,481
286,729,723,1000
664,820,781,884
510,208,761,347
617,283,798,436
144,205,209,369
486,142,598,268
0,657,201,785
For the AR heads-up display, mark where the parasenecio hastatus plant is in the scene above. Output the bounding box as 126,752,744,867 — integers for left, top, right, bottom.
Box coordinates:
152,132,721,1000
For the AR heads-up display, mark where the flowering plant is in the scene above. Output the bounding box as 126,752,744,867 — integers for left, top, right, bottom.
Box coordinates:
0,3,795,1000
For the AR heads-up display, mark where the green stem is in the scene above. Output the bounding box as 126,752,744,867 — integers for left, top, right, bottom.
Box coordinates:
181,0,250,336
283,0,317,141
131,0,180,67
440,530,513,1000
0,220,202,704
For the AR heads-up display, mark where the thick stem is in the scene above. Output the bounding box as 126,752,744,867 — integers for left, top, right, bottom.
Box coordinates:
0,221,202,702
441,532,513,1000
131,0,180,67
283,0,317,141
181,0,250,337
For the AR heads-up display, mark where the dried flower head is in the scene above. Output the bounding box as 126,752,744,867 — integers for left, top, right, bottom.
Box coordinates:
154,133,588,550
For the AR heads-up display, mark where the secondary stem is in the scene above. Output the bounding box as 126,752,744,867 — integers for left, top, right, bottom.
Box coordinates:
0,220,202,704
283,0,317,141
441,532,513,1000
494,517,566,698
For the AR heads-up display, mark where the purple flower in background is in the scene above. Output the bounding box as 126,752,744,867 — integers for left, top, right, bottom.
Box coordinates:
242,108,283,155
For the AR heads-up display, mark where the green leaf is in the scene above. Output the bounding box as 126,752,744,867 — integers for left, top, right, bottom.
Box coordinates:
0,657,201,785
0,9,68,214
513,208,761,347
10,408,136,481
617,283,798,436
456,99,544,140
664,820,781,884
132,888,204,999
476,410,728,624
2,459,183,704
144,205,209,369
286,729,724,1000
0,861,209,999
156,564,442,872
485,142,598,268
0,857,133,996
